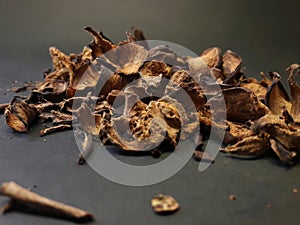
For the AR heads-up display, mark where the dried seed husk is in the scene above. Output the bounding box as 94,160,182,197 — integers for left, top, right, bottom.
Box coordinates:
209,87,269,122
68,60,96,92
76,101,112,137
265,72,291,115
51,110,75,125
127,74,165,97
220,135,269,157
139,61,171,78
252,113,300,152
40,124,72,137
199,47,222,68
222,50,242,78
100,73,139,98
147,45,184,66
85,26,115,58
165,70,206,111
5,97,39,132
287,63,300,123
151,194,179,214
269,138,296,163
103,43,147,75
240,78,268,101
223,121,254,145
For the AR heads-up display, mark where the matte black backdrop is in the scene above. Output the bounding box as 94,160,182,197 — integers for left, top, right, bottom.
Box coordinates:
0,1,300,225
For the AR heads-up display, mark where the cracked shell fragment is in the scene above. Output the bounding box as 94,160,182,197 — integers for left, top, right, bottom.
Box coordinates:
209,87,269,122
151,194,180,214
287,63,300,123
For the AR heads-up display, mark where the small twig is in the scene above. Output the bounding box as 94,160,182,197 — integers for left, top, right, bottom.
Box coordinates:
40,124,72,137
0,199,14,214
0,182,94,223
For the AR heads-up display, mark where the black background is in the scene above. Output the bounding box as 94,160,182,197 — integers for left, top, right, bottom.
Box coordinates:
0,1,300,225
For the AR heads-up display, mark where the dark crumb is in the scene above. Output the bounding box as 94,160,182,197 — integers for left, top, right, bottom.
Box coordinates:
193,150,214,163
229,195,236,201
78,154,86,165
151,149,162,158
33,184,37,188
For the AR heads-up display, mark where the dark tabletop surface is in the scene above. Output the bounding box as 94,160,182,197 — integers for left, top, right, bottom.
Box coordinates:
1,1,300,225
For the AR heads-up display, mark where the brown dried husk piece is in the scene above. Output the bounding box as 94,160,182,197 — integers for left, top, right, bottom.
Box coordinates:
249,113,300,162
199,47,222,69
165,70,206,111
287,64,300,123
106,99,182,152
222,50,242,75
209,87,269,122
4,26,300,165
220,135,269,157
265,72,291,115
223,121,254,145
240,77,269,101
5,97,39,132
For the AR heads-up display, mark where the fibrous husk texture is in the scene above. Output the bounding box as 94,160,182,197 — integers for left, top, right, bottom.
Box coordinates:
2,27,300,163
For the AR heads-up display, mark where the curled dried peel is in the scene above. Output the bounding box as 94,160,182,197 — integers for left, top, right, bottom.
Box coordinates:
223,121,254,145
287,64,300,123
221,135,269,156
5,97,39,132
265,72,291,115
85,26,115,58
120,100,181,151
269,138,297,163
209,87,269,123
139,61,171,78
222,50,242,78
165,70,206,111
199,47,222,68
252,113,300,152
76,101,112,137
104,43,147,75
240,78,268,101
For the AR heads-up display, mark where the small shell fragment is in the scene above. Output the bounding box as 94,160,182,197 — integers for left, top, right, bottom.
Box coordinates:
151,194,180,214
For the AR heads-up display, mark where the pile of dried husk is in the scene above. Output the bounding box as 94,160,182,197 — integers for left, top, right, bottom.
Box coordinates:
1,27,300,163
